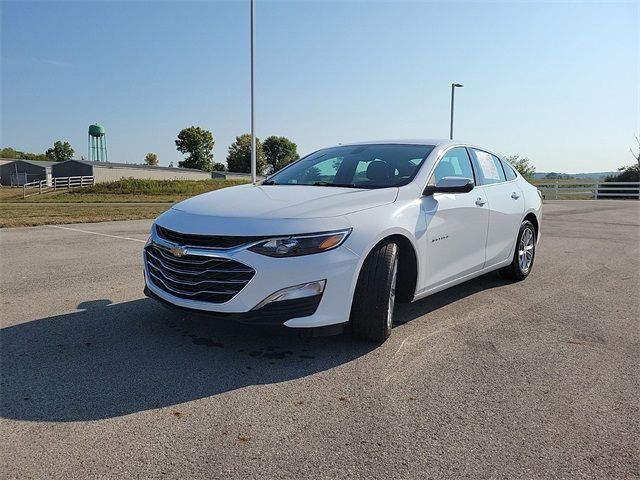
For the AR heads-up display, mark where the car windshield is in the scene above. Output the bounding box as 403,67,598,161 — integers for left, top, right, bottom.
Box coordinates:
263,144,435,189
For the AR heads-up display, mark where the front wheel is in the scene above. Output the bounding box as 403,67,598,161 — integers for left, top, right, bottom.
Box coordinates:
499,220,536,281
350,240,398,342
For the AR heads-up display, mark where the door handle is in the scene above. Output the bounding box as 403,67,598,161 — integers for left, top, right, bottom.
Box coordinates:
475,198,486,206
511,192,520,200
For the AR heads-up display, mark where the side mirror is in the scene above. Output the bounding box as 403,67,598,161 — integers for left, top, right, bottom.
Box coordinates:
423,176,474,196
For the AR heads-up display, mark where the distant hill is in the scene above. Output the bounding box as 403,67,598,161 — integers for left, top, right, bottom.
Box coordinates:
533,171,618,180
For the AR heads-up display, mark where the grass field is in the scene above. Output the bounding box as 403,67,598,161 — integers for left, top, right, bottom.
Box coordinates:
0,179,247,228
0,203,171,228
0,188,26,201
2,178,248,204
532,180,597,200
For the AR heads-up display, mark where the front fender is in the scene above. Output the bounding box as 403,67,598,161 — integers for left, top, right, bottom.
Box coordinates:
343,200,423,298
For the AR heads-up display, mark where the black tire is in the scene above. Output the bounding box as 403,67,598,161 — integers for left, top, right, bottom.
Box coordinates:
499,220,536,281
350,240,399,342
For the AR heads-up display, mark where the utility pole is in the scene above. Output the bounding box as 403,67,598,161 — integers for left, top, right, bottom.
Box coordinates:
449,83,463,140
250,0,256,184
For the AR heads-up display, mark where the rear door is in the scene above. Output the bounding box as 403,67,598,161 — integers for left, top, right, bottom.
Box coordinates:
421,146,489,290
469,149,524,267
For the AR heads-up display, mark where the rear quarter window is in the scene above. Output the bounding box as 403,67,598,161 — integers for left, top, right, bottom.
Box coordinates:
501,159,518,181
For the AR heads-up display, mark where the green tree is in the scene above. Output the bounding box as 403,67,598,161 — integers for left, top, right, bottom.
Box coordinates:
226,134,266,174
212,162,226,172
25,153,49,161
144,152,159,166
545,172,573,180
504,155,535,180
263,136,299,173
604,164,640,182
607,135,640,182
45,140,74,162
175,126,214,171
1,147,48,161
0,147,20,159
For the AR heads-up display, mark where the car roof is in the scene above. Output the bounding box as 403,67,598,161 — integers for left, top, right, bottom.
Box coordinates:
333,139,504,158
340,139,451,147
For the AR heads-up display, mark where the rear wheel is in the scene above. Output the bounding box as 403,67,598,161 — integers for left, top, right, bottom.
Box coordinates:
499,220,536,281
350,240,398,342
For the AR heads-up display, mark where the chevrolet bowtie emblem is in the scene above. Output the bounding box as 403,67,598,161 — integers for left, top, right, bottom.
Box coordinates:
169,246,187,258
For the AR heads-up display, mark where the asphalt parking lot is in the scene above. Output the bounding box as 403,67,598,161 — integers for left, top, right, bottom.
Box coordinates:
1,200,638,479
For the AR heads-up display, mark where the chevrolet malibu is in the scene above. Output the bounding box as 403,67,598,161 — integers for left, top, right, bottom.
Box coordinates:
144,140,542,342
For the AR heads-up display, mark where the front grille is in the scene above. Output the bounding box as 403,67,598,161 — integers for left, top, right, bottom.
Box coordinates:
156,225,266,249
145,245,255,303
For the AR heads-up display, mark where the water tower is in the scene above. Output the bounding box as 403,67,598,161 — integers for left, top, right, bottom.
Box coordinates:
88,123,108,162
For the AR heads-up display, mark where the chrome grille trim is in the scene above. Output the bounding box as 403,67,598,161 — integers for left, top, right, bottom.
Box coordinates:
148,270,238,296
152,246,234,264
145,243,255,304
149,272,238,297
146,249,253,275
148,263,246,287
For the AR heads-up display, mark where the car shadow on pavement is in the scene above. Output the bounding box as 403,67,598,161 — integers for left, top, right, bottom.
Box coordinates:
1,272,508,423
394,271,507,324
0,298,376,422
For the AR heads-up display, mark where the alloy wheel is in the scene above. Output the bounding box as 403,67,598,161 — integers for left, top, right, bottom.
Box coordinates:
518,227,535,274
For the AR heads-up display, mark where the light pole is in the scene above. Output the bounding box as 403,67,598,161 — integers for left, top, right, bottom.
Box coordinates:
449,83,463,140
250,0,256,184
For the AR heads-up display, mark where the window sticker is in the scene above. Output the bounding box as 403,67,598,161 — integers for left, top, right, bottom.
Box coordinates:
476,151,500,180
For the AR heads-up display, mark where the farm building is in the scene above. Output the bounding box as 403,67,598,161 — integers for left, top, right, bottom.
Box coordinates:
51,160,211,183
0,160,55,186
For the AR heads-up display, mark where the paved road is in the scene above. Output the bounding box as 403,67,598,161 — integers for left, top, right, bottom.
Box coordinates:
1,200,638,479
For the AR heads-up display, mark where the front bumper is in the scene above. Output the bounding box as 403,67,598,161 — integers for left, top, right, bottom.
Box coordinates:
143,233,361,329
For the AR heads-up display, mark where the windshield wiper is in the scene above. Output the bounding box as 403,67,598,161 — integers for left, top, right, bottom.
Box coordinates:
262,179,278,185
312,181,362,188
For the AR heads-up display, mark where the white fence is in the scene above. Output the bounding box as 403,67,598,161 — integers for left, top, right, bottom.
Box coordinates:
535,181,640,200
52,176,94,190
22,176,94,198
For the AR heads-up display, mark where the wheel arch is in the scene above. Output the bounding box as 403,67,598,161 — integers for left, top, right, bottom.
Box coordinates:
388,234,419,302
523,211,539,237
356,232,419,304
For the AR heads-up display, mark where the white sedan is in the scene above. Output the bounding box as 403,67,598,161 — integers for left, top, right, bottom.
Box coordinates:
144,140,542,342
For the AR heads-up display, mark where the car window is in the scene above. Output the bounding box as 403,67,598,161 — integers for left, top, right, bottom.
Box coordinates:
287,156,343,184
472,149,506,184
351,154,425,184
501,159,518,180
352,160,369,183
267,144,435,188
428,147,474,186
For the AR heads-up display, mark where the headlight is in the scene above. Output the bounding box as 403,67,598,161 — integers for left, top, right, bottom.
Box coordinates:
248,229,352,257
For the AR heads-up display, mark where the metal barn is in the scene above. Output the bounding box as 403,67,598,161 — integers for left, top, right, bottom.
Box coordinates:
51,160,211,183
0,160,55,186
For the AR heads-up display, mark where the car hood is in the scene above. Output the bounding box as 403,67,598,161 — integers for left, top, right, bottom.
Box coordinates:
172,184,398,219
156,184,398,236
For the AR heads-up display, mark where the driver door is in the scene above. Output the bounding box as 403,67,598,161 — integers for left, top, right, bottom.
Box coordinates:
420,147,489,290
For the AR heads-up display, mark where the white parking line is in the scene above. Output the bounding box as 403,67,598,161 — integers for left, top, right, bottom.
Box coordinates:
46,225,147,243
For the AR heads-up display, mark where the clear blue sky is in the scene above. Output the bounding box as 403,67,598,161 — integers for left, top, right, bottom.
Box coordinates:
1,0,638,172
